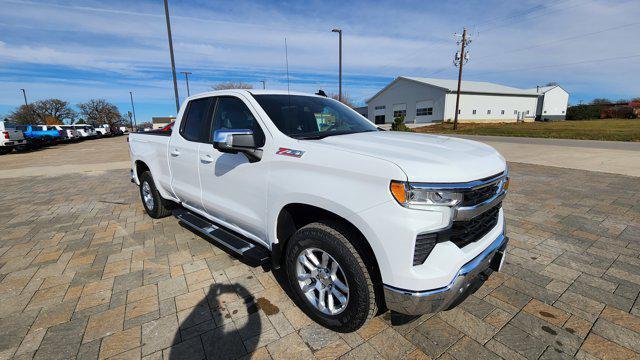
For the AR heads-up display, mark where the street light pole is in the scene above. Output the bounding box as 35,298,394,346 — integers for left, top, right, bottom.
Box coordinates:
180,71,192,97
331,28,342,102
163,0,180,113
20,89,28,106
129,91,137,129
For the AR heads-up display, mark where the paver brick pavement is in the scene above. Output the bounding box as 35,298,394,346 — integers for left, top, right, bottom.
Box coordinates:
1,151,640,359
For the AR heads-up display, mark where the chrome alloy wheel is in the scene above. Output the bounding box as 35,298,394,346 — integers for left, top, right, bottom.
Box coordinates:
295,247,349,315
141,181,154,210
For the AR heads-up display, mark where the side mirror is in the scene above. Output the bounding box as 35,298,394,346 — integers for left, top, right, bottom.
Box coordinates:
213,129,262,162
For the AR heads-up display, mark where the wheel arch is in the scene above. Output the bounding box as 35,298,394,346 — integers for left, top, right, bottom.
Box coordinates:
134,159,150,183
273,203,385,310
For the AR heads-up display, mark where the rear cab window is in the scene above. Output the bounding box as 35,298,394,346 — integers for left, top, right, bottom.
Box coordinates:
180,97,213,143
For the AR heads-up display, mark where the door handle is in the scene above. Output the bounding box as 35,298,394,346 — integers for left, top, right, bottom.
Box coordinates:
170,149,180,157
200,155,213,164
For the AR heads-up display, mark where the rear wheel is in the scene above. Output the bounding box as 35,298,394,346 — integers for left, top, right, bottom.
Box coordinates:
285,221,378,332
138,171,172,218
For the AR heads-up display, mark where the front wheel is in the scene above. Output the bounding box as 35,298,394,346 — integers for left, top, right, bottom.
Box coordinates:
138,171,172,218
285,221,378,332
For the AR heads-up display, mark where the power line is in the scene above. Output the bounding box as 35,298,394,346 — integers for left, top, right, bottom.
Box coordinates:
470,1,567,32
472,21,640,62
469,53,640,76
477,0,588,33
375,0,579,74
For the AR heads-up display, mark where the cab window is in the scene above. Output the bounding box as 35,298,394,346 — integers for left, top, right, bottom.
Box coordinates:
180,97,213,142
211,97,265,147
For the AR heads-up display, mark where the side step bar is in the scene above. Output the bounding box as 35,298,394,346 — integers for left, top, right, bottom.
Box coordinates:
173,209,270,267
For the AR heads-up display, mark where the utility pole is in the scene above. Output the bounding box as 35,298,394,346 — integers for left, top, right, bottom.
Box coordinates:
180,71,192,97
332,28,342,101
163,0,180,113
260,80,266,89
452,28,471,130
129,91,137,128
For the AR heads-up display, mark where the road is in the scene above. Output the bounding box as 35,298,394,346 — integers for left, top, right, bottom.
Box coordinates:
2,134,638,179
1,134,640,359
450,135,640,177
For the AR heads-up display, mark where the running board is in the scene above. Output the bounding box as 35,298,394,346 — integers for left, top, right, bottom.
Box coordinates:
173,209,270,267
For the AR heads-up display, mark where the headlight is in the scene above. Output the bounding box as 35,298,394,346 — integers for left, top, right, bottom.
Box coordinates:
390,181,463,209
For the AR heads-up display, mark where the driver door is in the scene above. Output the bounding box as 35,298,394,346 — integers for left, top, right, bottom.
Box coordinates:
198,96,269,244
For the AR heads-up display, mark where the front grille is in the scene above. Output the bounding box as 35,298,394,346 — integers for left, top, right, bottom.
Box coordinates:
461,183,499,206
413,233,438,266
448,203,501,248
413,203,502,265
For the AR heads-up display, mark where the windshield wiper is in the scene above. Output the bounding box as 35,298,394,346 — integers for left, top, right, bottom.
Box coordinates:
296,135,327,140
295,129,379,140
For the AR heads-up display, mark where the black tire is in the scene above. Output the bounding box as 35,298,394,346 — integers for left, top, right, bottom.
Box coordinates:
285,221,378,332
138,171,172,218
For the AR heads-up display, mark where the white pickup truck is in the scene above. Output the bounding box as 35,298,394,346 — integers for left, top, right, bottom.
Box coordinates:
129,90,509,332
0,121,27,154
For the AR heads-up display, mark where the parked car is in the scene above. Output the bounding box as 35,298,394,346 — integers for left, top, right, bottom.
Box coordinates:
95,124,111,137
63,124,96,139
0,121,27,154
129,90,509,332
37,125,70,142
49,125,80,141
14,124,62,146
119,126,130,135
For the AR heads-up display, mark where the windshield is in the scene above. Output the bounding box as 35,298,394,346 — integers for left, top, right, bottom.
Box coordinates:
252,94,377,139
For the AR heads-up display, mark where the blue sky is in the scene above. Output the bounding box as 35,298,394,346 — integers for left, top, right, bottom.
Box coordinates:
1,0,639,123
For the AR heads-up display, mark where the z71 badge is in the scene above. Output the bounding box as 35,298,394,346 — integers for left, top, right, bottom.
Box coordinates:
276,148,305,158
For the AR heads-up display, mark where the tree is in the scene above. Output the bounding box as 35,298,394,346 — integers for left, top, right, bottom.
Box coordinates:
545,82,559,87
6,105,40,124
6,99,76,125
390,115,411,132
591,98,612,105
328,92,357,108
212,81,253,90
566,105,602,120
77,99,125,127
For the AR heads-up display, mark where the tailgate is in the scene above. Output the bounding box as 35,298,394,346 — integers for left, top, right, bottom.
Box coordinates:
6,130,24,141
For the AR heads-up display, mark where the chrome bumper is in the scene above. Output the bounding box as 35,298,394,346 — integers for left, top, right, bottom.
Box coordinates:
383,233,508,315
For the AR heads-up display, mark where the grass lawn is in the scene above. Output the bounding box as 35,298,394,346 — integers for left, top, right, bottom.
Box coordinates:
413,119,640,142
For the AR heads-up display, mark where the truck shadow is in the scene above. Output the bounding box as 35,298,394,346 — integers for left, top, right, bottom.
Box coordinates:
168,283,261,360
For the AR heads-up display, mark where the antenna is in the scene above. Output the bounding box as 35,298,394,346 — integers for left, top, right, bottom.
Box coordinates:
284,37,290,95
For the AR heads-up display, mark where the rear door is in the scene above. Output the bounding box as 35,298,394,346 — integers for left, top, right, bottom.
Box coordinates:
169,97,214,211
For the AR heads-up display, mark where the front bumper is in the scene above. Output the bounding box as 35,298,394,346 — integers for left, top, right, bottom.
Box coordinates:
383,233,508,315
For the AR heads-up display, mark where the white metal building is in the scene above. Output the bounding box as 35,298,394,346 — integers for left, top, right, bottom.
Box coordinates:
366,77,569,125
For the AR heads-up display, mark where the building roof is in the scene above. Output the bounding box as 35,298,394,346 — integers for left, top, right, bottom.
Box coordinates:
366,76,565,103
404,77,538,95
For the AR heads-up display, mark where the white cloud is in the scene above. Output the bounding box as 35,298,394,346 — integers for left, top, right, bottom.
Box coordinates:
0,0,639,108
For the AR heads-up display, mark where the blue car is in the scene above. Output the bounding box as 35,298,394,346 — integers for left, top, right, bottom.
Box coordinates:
14,125,65,147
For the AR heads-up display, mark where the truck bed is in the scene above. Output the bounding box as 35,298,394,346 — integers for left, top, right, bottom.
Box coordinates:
128,132,172,196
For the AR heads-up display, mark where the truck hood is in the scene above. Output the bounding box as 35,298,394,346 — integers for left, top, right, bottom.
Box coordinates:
317,131,506,183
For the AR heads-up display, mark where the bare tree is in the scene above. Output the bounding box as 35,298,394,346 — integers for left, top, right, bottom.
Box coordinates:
6,105,40,125
77,99,125,127
211,81,253,90
6,99,76,125
328,92,357,108
591,98,612,105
